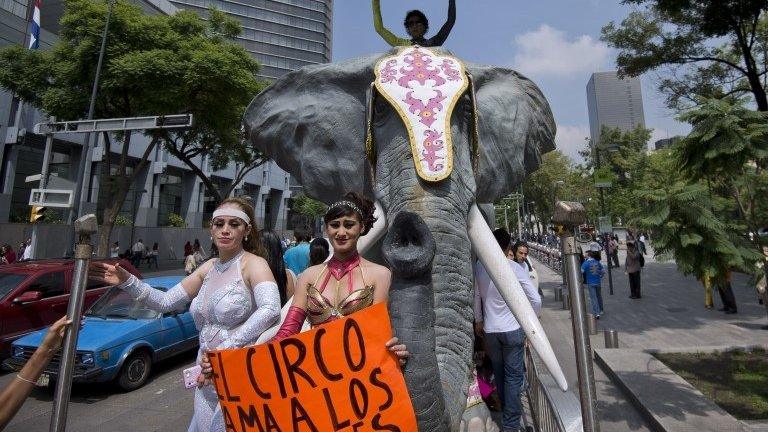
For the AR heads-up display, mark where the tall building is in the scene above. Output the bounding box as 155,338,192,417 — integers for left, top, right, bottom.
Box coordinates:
169,0,333,80
586,71,645,145
0,0,332,245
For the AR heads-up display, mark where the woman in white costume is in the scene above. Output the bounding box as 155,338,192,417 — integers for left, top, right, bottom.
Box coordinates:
91,197,281,432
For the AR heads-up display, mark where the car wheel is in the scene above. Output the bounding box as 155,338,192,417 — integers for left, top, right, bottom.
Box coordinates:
117,350,152,391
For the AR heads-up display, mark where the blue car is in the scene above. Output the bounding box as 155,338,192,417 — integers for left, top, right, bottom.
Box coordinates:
4,276,198,391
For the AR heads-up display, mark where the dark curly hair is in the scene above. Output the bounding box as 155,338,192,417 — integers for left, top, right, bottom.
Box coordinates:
323,192,377,236
404,10,429,32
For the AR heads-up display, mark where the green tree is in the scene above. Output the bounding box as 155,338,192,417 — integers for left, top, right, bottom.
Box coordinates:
522,150,590,233
0,0,263,255
291,194,327,217
602,1,768,111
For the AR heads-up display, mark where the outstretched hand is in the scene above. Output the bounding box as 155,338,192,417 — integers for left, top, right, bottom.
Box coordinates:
385,336,409,367
89,262,131,286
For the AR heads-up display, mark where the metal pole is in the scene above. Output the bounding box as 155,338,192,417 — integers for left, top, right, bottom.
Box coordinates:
563,233,600,432
595,149,615,295
599,189,614,295
503,204,509,232
516,197,523,238
29,117,55,260
50,214,97,432
68,0,114,226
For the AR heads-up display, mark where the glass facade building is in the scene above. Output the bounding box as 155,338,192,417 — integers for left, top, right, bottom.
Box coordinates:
168,0,333,80
586,71,645,146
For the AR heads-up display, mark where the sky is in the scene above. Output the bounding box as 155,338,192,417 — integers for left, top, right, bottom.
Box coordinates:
330,0,691,163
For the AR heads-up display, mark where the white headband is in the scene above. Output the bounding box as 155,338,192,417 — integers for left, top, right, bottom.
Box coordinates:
212,208,251,225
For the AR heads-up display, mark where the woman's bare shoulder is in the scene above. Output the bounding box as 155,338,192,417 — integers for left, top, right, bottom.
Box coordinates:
360,259,391,278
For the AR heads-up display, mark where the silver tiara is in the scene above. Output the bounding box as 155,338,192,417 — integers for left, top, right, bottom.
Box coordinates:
326,200,363,217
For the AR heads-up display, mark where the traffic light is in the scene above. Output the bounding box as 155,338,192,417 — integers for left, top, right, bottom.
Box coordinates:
29,205,46,223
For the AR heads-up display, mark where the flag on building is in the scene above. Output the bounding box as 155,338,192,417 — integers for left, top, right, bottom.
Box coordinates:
28,0,41,50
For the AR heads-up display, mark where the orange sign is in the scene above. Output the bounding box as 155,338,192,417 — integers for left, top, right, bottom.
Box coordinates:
208,302,418,432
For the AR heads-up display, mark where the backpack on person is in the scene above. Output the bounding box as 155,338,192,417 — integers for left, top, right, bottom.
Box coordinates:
639,253,645,268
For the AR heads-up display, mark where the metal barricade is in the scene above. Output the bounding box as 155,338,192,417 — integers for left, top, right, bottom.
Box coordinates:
525,347,583,432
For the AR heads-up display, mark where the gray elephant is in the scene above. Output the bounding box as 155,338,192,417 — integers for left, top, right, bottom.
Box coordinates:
244,47,565,431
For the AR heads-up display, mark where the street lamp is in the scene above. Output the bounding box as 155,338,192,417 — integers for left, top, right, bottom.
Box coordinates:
129,189,148,251
593,141,619,295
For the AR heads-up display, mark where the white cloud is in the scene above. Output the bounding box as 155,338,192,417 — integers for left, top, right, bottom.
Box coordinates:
512,25,611,77
555,124,590,163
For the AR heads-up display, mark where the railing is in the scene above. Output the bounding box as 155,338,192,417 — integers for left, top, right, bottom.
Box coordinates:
528,243,562,272
525,347,583,432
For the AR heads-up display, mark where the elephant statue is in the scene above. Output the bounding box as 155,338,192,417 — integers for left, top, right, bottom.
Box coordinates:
244,46,566,431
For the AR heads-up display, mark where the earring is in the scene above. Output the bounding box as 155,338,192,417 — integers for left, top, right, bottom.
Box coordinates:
210,236,213,241
245,235,249,241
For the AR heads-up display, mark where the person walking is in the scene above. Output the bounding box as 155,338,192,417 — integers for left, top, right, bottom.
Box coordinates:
608,236,620,268
581,250,605,318
638,233,648,255
715,267,738,314
625,241,643,299
474,228,541,432
184,241,192,258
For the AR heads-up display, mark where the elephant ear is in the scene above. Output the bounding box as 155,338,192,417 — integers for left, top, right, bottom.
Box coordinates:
243,54,382,204
466,65,556,203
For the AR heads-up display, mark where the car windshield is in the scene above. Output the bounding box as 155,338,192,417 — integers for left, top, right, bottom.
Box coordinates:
0,273,29,300
85,286,163,320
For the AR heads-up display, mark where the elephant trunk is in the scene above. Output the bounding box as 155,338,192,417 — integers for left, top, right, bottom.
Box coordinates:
383,211,448,430
383,195,474,431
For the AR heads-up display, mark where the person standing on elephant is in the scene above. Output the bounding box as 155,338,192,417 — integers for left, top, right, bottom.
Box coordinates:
272,192,410,365
372,0,456,47
473,228,541,432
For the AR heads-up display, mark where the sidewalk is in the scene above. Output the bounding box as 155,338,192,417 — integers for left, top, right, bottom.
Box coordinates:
531,250,768,431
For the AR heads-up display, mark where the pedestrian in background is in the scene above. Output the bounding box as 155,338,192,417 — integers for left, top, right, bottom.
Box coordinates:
309,237,330,266
638,233,648,255
608,236,620,268
283,226,312,275
715,267,738,314
581,250,605,318
21,239,32,261
474,228,540,432
183,241,192,257
625,241,643,299
259,229,294,304
110,242,120,258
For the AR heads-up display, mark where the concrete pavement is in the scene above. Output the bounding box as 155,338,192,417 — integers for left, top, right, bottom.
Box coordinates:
531,247,768,431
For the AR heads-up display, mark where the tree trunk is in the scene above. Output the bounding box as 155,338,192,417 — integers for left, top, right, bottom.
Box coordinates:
95,132,158,256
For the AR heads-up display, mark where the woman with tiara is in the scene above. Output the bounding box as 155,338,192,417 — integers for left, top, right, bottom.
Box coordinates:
90,197,281,432
270,191,409,364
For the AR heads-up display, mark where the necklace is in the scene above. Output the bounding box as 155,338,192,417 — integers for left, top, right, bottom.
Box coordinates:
214,249,244,273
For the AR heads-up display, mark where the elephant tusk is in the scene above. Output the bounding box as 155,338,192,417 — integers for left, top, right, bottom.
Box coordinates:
357,200,387,255
467,204,568,391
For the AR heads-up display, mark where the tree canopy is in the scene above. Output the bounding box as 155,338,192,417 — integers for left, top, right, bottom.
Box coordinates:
602,0,768,111
0,0,265,254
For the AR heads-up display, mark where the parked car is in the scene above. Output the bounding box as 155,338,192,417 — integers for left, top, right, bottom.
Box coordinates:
0,259,141,359
4,276,197,391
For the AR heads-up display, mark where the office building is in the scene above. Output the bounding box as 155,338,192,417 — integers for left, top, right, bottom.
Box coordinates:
586,71,645,145
169,0,332,81
0,0,333,239
654,136,682,151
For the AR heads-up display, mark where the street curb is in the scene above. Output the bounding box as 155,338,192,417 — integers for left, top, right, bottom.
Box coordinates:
594,348,751,432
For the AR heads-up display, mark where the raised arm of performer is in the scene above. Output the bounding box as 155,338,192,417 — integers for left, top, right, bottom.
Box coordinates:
429,0,456,47
372,0,409,47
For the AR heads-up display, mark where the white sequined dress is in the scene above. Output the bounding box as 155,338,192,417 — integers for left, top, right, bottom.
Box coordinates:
118,251,280,432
